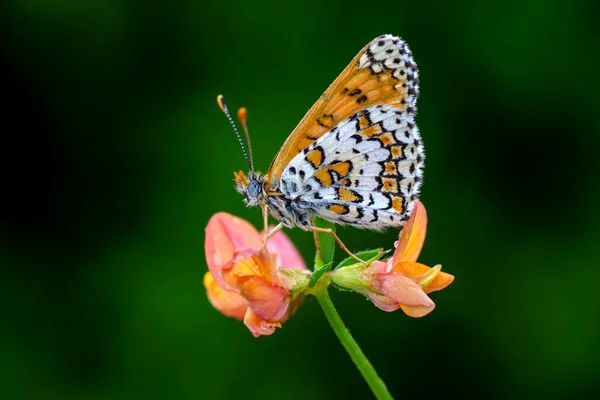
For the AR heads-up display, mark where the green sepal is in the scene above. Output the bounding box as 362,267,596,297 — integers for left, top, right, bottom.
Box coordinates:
334,248,387,270
279,269,312,298
308,262,332,288
330,280,357,293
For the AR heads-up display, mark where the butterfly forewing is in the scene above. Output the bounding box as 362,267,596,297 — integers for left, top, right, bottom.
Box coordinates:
265,34,420,188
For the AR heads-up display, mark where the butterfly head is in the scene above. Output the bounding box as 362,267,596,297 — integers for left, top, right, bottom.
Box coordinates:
234,170,264,206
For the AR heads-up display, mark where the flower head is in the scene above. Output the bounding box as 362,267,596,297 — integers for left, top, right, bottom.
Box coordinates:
330,201,454,317
204,212,309,336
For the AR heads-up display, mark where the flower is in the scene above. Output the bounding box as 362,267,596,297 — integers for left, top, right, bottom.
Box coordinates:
330,201,454,317
204,212,309,336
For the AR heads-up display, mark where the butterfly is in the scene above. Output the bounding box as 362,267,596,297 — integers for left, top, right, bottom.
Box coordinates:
218,34,424,261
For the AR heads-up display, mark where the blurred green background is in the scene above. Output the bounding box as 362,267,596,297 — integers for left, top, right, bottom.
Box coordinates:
2,0,599,398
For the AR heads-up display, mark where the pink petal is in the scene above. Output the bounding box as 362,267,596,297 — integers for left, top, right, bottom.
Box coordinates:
265,228,307,270
367,292,401,312
244,308,281,337
205,212,262,288
393,200,427,264
373,272,434,308
236,275,289,321
366,260,389,275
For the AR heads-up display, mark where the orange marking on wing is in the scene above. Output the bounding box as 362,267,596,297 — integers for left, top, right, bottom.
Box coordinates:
313,169,333,186
390,145,403,159
379,132,395,146
312,161,351,188
338,188,360,202
384,161,397,175
306,148,324,169
358,115,370,129
265,37,413,187
329,204,349,214
361,124,382,138
329,161,351,178
392,197,404,213
382,178,398,193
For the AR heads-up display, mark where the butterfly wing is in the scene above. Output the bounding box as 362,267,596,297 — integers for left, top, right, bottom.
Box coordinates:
279,103,423,230
265,34,419,190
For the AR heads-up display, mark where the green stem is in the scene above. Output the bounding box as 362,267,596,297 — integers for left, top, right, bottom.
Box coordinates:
313,279,393,400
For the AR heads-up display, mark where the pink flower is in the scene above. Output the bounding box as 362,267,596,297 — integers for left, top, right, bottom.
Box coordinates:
331,201,454,317
204,212,309,336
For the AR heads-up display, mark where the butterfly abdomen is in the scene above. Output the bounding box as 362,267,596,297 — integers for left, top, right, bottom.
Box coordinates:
266,194,312,230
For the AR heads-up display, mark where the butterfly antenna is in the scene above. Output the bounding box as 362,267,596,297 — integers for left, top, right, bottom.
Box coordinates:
237,107,254,171
217,95,253,172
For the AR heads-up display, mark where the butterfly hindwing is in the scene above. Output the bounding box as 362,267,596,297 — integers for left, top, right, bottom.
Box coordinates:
265,34,420,188
279,104,424,230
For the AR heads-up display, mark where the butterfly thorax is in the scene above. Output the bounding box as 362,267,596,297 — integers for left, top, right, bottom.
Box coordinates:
234,170,311,230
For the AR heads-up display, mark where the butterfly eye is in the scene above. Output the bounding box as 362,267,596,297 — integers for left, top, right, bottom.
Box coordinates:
247,180,261,199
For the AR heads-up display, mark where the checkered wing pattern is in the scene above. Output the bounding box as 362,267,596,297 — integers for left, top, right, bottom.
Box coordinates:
279,104,424,230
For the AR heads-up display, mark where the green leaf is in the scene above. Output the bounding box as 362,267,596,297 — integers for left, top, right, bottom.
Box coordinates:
313,217,336,267
334,248,387,269
308,262,332,288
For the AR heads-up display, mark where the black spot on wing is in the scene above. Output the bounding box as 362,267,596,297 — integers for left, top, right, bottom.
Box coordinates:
367,193,375,206
350,134,363,144
371,209,379,223
356,207,364,220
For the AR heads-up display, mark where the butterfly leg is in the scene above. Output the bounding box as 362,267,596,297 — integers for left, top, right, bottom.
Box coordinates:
260,203,272,248
262,222,285,248
261,203,269,233
308,226,368,266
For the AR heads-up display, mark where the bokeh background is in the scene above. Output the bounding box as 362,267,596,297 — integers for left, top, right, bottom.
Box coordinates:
2,0,600,398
